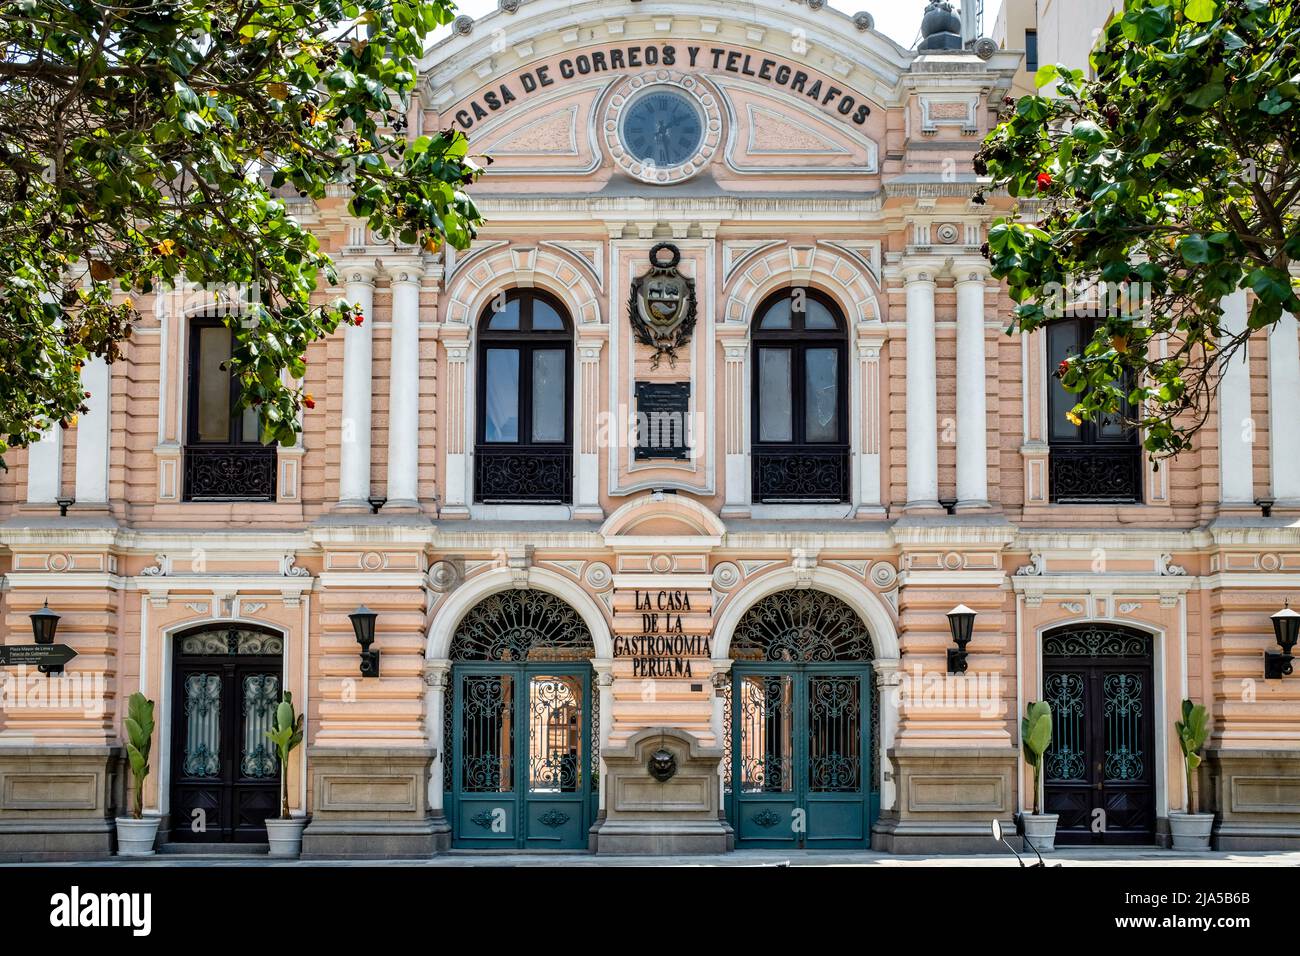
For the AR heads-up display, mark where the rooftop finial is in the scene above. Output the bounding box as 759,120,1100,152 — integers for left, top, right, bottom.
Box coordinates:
918,0,963,51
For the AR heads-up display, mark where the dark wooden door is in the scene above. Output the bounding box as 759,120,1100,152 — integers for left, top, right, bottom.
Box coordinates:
1043,625,1156,845
170,628,283,843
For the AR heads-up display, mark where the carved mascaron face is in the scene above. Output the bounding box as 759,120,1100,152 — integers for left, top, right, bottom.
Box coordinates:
648,747,678,782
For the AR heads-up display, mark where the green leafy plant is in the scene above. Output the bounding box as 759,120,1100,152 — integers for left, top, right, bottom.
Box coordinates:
265,691,305,820
0,0,483,464
977,0,1300,460
1021,700,1053,816
1176,698,1210,814
123,692,155,820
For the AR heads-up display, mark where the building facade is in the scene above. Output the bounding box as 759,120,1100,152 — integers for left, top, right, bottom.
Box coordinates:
1,0,1298,859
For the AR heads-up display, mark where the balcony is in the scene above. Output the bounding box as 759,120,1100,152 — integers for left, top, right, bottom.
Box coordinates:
474,446,572,504
183,445,277,502
1049,446,1143,504
752,446,850,503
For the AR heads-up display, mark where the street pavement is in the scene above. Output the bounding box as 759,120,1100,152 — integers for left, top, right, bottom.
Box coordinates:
6,847,1299,866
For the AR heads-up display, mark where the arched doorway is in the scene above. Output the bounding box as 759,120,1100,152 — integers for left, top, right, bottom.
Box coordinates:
724,589,877,848
445,589,596,849
1042,623,1156,845
169,624,283,844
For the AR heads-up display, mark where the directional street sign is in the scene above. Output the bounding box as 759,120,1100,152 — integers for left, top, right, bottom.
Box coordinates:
0,644,78,668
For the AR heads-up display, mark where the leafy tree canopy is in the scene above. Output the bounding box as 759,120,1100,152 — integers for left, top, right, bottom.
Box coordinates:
977,0,1300,459
0,0,482,458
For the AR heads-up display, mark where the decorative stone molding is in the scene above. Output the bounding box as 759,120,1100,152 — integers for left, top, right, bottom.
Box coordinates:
280,554,311,577
427,561,461,593
1059,601,1083,614
1157,553,1187,576
584,561,613,591
445,245,601,327
723,242,881,325
711,562,741,591
140,553,171,577
506,546,534,589
868,561,898,590
792,548,819,589
1015,554,1045,576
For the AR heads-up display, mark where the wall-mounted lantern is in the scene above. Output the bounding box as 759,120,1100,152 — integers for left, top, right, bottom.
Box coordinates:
1265,603,1299,679
348,605,380,678
947,604,976,674
56,496,74,518
30,600,62,674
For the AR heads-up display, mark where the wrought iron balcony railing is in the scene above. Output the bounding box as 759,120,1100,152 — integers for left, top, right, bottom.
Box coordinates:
1049,445,1143,504
474,445,572,504
183,445,277,502
752,446,850,503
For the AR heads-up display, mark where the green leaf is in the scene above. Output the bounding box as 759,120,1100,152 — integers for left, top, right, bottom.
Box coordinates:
1185,0,1218,23
1034,64,1060,89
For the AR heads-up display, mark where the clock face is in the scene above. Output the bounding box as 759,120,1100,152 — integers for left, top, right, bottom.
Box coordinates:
621,89,704,169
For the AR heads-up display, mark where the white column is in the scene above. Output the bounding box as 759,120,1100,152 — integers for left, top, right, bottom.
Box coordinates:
721,338,749,512
874,660,900,812
1219,291,1254,504
423,662,449,814
26,426,62,503
574,338,605,515
73,356,110,503
594,661,614,814
1269,311,1300,502
386,267,421,508
338,268,375,507
857,334,885,512
904,268,940,509
955,267,990,508
710,662,732,810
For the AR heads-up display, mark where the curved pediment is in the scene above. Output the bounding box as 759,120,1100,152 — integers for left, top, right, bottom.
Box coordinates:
423,0,901,188
601,494,727,542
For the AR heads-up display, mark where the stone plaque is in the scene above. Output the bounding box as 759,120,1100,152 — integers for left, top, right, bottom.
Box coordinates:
634,381,691,460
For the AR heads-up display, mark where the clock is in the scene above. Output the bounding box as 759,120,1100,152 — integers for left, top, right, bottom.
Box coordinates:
620,88,704,169
603,72,722,184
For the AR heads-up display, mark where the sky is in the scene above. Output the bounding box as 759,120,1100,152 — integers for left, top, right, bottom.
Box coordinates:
431,0,1007,50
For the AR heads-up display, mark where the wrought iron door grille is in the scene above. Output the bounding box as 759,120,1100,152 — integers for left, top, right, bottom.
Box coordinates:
474,446,572,503
752,446,850,503
1049,446,1142,504
183,445,276,501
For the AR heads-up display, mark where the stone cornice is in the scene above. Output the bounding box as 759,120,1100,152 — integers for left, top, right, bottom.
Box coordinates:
473,194,886,219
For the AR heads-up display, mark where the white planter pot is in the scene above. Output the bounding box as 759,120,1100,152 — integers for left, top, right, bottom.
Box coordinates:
1169,812,1214,850
265,817,307,859
1022,813,1059,853
115,817,160,857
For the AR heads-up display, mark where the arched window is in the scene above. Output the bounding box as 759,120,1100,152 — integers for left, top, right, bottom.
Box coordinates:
751,287,849,503
474,289,573,504
184,314,275,501
1046,317,1142,503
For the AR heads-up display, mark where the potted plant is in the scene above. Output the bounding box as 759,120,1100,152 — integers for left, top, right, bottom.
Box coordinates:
1020,700,1058,852
115,692,160,856
1170,699,1214,850
264,691,306,858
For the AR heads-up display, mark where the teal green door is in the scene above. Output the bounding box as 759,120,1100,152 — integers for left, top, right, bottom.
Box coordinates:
729,664,872,848
452,664,592,849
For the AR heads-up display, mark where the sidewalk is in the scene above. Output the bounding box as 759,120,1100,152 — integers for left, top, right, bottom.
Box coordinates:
8,848,1300,866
